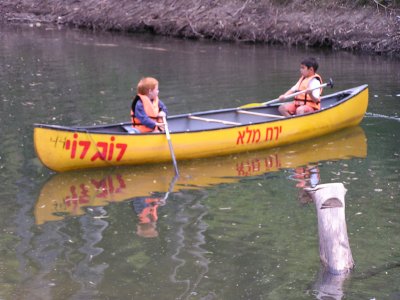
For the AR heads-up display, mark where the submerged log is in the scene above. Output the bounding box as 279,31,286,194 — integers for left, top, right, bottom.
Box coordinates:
306,183,354,275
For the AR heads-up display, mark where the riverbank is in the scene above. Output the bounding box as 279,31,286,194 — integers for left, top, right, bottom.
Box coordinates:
1,0,399,57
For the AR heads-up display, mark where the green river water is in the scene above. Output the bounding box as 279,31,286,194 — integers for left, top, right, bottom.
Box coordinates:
0,23,399,299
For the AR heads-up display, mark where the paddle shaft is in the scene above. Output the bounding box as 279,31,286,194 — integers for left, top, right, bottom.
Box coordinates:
241,79,334,108
162,173,179,202
162,116,179,176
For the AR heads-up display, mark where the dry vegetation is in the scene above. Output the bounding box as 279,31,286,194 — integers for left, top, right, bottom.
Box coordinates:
1,0,399,57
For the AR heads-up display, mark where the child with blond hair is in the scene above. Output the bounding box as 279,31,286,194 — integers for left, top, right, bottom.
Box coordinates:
131,77,168,133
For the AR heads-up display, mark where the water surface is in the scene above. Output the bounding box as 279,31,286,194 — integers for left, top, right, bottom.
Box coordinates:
0,23,399,299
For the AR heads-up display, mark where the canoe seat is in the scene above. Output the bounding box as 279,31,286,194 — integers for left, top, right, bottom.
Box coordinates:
123,125,141,134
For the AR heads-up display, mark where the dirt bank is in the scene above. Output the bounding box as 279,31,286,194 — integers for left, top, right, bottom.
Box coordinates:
1,0,399,57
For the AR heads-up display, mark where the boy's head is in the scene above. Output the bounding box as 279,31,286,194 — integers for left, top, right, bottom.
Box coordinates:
137,77,159,95
301,57,319,72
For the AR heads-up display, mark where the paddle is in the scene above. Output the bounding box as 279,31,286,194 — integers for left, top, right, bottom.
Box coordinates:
161,173,179,203
240,78,334,108
162,115,179,176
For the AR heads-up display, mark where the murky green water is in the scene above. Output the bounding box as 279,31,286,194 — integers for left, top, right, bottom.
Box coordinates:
1,23,399,299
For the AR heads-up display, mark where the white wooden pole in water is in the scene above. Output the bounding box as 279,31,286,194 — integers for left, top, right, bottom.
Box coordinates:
306,183,354,275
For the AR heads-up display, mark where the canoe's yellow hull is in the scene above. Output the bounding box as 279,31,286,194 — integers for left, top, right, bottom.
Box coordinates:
34,85,368,172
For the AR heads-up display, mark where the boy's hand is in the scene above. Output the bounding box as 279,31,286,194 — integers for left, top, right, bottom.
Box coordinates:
155,122,165,132
158,111,166,118
279,95,287,101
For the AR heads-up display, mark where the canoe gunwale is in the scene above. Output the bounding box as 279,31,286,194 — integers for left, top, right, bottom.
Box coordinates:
33,84,368,136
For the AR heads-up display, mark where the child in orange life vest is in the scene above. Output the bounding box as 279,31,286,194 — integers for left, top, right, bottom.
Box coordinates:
131,77,168,133
278,57,323,117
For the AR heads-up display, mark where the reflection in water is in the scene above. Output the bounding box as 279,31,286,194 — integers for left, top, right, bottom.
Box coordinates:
72,207,109,299
313,268,350,300
131,175,178,238
132,197,163,238
290,165,320,189
34,126,367,225
168,191,211,300
289,165,321,204
15,209,109,299
16,222,71,299
26,127,367,298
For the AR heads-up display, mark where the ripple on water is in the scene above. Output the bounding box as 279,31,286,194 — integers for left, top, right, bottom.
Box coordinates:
365,112,400,122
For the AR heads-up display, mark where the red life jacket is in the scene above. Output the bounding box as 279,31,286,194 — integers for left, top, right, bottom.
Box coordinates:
131,94,162,133
293,74,323,110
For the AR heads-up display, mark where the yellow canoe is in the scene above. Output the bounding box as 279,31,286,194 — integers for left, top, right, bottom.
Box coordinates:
33,85,368,172
34,126,367,224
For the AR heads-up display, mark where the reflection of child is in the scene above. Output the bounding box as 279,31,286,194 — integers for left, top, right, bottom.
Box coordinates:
136,222,159,238
292,165,320,188
297,189,314,205
289,165,321,204
131,197,163,238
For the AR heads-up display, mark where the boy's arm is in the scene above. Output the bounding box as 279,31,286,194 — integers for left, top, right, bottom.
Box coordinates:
158,100,168,115
279,84,298,101
307,78,321,102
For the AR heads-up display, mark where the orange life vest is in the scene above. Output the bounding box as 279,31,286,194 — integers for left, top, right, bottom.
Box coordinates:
131,94,162,133
293,74,323,110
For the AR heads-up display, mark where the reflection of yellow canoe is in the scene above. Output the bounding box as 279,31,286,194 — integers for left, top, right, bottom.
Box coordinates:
34,85,368,172
35,126,367,225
